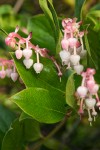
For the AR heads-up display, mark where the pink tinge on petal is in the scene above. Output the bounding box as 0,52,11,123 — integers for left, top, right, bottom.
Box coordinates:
87,80,95,88
79,31,84,37
5,37,16,48
0,70,6,79
68,38,78,48
61,39,69,50
86,68,96,75
78,108,84,115
8,32,16,38
76,41,81,48
5,37,11,46
88,84,99,94
15,50,23,59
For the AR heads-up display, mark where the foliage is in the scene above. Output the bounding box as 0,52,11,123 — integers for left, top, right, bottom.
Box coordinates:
0,0,100,149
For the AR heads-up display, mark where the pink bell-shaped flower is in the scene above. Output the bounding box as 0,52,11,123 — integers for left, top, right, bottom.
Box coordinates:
11,72,18,82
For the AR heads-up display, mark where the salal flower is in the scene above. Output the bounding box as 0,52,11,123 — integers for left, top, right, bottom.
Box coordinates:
5,26,63,78
33,51,43,73
70,54,80,66
6,68,12,78
75,68,100,125
0,66,6,79
23,48,32,59
59,50,70,65
33,63,43,74
23,39,32,59
15,43,23,59
0,58,19,82
11,72,18,82
59,17,87,75
74,64,84,75
23,59,33,69
10,66,18,82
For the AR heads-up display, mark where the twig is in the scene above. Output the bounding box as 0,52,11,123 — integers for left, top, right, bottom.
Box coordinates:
0,28,8,36
31,111,72,150
13,0,24,13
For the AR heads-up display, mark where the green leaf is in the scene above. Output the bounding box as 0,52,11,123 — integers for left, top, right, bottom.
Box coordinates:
87,10,100,18
23,119,42,142
0,5,12,15
19,112,32,121
11,52,67,92
38,1,62,54
84,9,100,69
75,0,86,21
39,0,56,39
27,15,56,55
11,88,66,123
84,33,98,69
0,105,16,148
90,3,100,11
0,105,15,133
47,0,62,54
66,72,76,109
1,118,41,150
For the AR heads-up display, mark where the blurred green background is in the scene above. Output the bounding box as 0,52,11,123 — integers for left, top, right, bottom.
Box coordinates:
0,0,100,150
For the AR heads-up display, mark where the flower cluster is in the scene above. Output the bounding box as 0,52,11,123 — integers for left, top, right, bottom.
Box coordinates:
5,26,63,78
59,18,87,75
0,58,18,82
5,26,49,74
76,68,100,125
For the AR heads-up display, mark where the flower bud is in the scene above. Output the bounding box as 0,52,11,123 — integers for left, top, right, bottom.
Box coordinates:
33,63,43,73
70,54,80,65
11,72,18,82
15,50,23,59
76,45,82,54
61,39,69,50
0,70,6,79
80,50,87,58
6,69,12,78
59,50,70,65
77,86,88,98
89,84,99,95
92,111,97,116
23,49,32,59
87,80,95,88
85,98,96,109
23,59,33,69
74,64,84,75
68,38,78,48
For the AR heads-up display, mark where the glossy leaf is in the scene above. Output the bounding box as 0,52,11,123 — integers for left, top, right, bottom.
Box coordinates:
46,0,62,54
84,30,98,69
75,0,86,20
38,1,62,54
0,5,12,15
66,72,76,109
27,14,56,55
39,0,56,39
11,88,66,123
0,105,16,148
0,105,16,133
11,52,67,92
1,118,41,150
19,112,32,121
